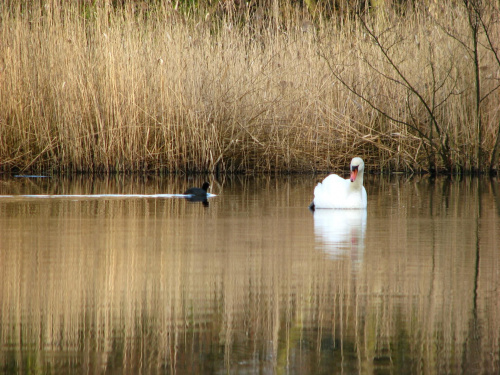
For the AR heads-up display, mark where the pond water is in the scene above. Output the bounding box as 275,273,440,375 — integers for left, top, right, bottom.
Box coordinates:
0,174,499,374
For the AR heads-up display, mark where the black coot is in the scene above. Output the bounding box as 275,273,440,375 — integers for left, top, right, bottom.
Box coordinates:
184,182,210,196
184,182,210,207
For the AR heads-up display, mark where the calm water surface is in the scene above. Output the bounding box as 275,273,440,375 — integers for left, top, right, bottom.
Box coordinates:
0,174,499,374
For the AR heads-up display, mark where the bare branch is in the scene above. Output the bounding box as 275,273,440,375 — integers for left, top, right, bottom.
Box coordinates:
318,50,434,147
357,15,443,139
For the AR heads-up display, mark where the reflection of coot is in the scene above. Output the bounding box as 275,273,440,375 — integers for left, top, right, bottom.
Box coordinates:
184,182,210,207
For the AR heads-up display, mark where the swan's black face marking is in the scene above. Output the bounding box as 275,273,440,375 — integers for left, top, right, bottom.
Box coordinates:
351,165,358,172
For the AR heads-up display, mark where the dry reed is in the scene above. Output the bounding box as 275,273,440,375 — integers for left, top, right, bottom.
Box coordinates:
1,1,499,174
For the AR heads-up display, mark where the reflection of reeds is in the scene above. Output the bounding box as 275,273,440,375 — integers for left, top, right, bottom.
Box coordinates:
0,176,499,373
1,3,499,173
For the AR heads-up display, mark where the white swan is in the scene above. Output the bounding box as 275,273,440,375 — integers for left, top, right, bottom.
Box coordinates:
309,157,367,209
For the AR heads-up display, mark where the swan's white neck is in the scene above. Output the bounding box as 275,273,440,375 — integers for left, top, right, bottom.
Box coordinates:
351,173,364,190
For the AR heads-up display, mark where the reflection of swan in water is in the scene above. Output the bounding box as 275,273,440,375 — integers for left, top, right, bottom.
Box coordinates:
313,209,367,265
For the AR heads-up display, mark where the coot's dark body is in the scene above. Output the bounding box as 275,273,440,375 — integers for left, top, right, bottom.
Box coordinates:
184,182,210,196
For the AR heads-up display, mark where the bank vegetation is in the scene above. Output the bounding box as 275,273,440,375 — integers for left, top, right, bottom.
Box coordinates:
1,0,499,174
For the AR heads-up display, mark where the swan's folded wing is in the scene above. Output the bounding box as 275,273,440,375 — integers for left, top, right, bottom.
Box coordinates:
313,174,349,208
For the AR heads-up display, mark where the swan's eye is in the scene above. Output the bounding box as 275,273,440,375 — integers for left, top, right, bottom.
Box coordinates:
351,166,358,172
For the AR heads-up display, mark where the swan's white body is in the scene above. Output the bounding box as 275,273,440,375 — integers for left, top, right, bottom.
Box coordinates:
311,157,367,209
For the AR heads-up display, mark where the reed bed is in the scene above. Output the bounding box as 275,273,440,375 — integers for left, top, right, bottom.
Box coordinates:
1,1,499,173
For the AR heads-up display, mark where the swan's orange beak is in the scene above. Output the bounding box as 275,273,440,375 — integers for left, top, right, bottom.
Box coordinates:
350,167,358,182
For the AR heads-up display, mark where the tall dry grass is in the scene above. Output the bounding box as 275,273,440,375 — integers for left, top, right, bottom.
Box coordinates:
0,1,499,173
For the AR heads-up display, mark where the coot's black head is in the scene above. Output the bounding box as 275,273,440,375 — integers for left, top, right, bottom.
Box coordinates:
201,182,210,192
